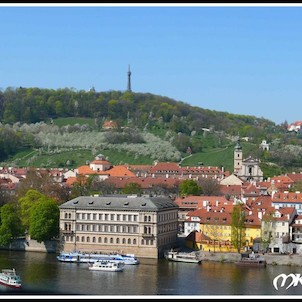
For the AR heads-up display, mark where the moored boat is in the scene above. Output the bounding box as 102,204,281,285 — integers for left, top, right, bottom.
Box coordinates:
56,251,139,265
88,260,125,272
0,268,22,289
165,250,201,264
235,253,266,267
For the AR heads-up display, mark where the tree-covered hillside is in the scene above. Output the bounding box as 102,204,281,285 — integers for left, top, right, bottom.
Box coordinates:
0,87,281,134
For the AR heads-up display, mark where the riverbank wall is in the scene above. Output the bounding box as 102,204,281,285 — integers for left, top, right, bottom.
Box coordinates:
3,237,302,266
200,251,302,266
1,237,58,253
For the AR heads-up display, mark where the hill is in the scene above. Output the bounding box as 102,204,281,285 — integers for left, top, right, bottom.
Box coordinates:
0,88,302,177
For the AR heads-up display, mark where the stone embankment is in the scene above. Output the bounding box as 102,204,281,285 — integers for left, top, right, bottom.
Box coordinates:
200,251,302,266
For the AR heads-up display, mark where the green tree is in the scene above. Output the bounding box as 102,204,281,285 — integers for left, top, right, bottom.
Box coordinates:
0,203,24,246
122,182,142,195
231,203,246,253
179,179,202,197
261,211,274,252
29,199,59,242
18,189,46,232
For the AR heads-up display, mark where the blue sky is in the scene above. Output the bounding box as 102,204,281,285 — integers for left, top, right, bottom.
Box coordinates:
0,4,302,125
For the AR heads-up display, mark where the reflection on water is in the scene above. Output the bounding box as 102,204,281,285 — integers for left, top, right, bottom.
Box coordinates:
0,250,302,296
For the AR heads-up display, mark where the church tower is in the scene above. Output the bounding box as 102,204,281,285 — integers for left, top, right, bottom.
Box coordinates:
234,136,243,175
127,65,132,92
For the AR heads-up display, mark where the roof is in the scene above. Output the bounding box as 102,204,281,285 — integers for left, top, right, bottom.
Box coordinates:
59,195,178,212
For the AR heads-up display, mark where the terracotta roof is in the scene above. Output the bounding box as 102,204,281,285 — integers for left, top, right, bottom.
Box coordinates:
272,192,302,203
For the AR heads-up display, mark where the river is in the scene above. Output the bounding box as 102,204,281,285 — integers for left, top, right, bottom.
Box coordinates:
0,250,302,297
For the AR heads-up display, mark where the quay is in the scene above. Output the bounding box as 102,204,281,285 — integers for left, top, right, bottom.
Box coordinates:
199,251,302,266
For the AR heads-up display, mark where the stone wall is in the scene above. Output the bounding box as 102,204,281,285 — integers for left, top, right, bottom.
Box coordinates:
4,237,58,253
199,251,302,266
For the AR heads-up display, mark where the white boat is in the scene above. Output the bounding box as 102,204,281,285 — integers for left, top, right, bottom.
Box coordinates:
88,260,125,272
119,254,140,265
165,250,201,264
0,268,22,289
56,251,139,265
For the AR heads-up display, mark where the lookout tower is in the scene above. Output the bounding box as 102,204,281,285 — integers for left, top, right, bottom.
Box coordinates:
127,65,132,92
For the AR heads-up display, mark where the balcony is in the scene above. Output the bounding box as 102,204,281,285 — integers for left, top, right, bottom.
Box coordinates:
62,230,75,235
142,233,154,239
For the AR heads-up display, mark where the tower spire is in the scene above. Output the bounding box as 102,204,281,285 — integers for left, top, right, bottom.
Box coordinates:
127,65,132,92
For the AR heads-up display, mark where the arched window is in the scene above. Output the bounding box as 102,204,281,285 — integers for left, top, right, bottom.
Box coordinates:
127,238,131,244
86,237,90,242
92,237,96,243
133,239,136,245
81,236,85,242
104,237,108,243
98,237,102,243
110,238,113,244
122,238,126,244
116,238,120,244
64,213,68,219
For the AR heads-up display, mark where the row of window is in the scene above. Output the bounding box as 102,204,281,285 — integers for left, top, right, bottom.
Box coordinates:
64,223,140,233
64,212,140,222
63,235,155,246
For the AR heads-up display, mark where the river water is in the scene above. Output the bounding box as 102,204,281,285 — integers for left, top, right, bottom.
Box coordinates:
0,250,302,297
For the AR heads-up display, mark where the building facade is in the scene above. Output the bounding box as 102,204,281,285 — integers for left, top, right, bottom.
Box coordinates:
58,195,179,259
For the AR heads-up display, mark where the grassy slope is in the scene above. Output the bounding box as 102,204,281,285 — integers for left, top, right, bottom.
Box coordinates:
0,117,262,174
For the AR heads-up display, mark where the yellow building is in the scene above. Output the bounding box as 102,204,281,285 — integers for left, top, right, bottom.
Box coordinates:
184,207,262,253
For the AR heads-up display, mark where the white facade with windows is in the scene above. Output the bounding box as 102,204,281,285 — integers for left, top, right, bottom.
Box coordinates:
59,195,179,259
